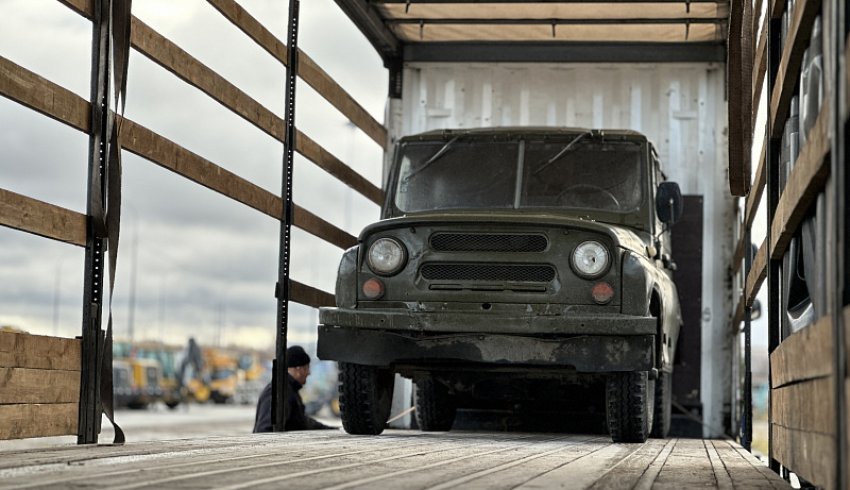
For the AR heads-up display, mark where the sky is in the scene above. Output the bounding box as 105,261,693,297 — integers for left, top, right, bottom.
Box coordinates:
0,0,387,351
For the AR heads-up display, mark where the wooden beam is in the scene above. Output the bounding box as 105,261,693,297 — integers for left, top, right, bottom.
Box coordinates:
296,132,383,206
731,294,745,328
130,17,382,206
772,376,835,434
768,0,822,139
771,424,834,488
0,368,80,404
56,0,92,17
0,403,78,440
0,332,81,371
0,188,87,247
770,103,830,260
751,17,768,127
731,142,767,276
206,0,388,149
0,52,359,251
290,281,336,309
745,238,766,307
120,118,357,250
0,54,89,132
770,315,833,388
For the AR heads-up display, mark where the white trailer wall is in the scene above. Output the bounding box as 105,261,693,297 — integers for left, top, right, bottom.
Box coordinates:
385,63,734,437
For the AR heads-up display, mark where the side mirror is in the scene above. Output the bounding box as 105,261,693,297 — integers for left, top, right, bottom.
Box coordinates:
656,182,684,226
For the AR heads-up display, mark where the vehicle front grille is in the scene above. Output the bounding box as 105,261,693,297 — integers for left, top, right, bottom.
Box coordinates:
420,264,555,282
430,233,548,253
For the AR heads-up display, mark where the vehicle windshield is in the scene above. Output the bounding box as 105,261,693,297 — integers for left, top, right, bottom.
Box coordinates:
393,137,644,214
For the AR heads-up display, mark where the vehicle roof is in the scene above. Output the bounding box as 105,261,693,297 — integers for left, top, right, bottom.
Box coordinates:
398,127,650,142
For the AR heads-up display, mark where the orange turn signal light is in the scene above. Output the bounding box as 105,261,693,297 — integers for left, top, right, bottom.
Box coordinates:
591,282,614,304
362,278,385,300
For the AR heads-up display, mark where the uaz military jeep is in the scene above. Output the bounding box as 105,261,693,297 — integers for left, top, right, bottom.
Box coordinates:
318,127,683,442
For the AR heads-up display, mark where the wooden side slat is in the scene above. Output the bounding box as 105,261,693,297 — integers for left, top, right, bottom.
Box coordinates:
846,306,850,378
120,118,358,250
130,17,383,206
295,132,383,206
206,0,388,149
770,103,830,260
130,17,284,142
290,281,336,309
771,376,834,434
0,332,81,371
731,294,745,328
0,403,78,440
0,188,87,247
746,138,767,230
771,424,834,488
745,238,766,307
56,0,92,18
751,15,768,126
769,0,786,18
731,143,766,276
0,368,80,404
0,54,89,132
768,0,822,139
770,315,833,388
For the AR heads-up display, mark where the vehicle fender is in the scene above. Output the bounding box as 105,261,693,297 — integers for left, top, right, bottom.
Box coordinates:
620,250,653,317
335,246,359,308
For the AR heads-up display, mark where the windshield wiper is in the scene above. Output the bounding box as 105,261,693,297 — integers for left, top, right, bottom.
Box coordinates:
533,131,592,175
402,134,464,183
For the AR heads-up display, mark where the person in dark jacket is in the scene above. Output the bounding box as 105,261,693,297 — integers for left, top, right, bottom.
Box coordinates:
253,345,335,432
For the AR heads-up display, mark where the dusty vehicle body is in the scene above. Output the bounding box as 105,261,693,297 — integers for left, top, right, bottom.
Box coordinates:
318,127,683,442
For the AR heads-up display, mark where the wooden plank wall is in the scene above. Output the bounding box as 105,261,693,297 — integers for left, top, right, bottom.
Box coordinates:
729,0,846,487
769,319,835,487
0,332,81,440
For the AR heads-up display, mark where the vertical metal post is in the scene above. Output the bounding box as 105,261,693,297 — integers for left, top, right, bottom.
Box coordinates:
742,230,753,451
273,0,300,432
829,0,847,486
78,0,110,444
765,11,783,474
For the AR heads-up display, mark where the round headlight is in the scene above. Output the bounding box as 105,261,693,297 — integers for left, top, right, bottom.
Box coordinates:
571,240,610,278
367,238,407,275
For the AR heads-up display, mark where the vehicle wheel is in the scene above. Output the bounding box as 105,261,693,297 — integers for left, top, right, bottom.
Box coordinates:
414,377,456,431
650,371,672,438
165,400,180,410
606,371,654,443
338,362,394,435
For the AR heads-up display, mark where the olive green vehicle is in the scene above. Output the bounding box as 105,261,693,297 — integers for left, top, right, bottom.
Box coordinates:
317,127,683,443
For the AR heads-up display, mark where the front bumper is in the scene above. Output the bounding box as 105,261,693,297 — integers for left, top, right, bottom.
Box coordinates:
317,307,656,373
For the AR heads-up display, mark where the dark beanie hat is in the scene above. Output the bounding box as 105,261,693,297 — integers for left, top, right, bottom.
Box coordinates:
286,345,311,367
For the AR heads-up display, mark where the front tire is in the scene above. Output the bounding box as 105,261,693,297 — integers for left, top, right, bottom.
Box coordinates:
650,371,672,438
414,377,456,431
606,371,654,443
338,362,394,435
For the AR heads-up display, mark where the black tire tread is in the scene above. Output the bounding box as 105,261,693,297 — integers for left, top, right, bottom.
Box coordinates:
414,377,456,431
607,371,653,443
650,371,672,438
338,362,393,435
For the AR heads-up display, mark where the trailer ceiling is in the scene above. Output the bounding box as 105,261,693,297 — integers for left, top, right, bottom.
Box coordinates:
335,0,729,64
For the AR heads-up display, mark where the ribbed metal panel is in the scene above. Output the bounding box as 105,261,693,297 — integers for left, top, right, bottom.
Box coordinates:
420,263,555,282
430,233,548,252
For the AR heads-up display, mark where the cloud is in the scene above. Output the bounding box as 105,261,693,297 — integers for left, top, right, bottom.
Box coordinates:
0,0,387,351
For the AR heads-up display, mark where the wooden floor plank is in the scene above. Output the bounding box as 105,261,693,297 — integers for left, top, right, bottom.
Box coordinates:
514,441,639,489
590,438,672,490
651,438,719,489
0,432,791,490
